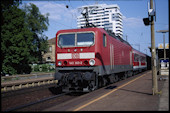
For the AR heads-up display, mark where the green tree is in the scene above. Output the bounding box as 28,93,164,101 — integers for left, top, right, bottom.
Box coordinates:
1,5,32,74
1,3,49,75
23,3,49,62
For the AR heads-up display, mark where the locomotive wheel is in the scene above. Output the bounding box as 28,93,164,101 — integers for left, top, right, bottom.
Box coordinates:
89,81,95,91
139,69,142,73
128,71,133,77
98,76,103,88
122,72,128,80
113,74,119,83
109,74,114,84
133,71,136,76
103,77,107,87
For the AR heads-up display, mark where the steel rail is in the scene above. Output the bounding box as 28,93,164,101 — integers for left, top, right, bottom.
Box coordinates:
5,92,68,111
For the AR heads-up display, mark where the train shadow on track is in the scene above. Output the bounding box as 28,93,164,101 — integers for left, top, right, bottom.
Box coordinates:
48,86,62,95
66,92,88,96
48,86,87,96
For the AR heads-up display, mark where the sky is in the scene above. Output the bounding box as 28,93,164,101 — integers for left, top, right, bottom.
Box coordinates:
20,0,169,56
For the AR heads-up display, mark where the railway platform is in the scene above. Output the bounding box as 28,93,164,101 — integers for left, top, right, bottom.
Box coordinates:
45,70,169,111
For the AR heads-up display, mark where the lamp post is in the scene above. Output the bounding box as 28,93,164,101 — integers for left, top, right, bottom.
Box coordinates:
156,30,169,60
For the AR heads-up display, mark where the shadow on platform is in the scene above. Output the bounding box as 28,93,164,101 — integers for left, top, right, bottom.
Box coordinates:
119,88,152,95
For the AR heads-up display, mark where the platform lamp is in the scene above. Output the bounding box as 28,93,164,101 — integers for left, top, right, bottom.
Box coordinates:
156,30,169,60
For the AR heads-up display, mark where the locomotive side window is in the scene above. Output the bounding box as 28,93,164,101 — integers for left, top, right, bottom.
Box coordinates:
103,34,107,47
77,33,94,46
58,34,75,47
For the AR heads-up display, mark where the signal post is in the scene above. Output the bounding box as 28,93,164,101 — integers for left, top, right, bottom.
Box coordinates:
150,0,158,95
143,0,159,95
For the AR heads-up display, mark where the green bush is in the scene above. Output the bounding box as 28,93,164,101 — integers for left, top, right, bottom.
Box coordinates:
33,65,39,72
41,64,47,72
31,64,55,72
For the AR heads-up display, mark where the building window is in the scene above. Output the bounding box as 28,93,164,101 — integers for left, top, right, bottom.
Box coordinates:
46,57,51,61
49,46,52,52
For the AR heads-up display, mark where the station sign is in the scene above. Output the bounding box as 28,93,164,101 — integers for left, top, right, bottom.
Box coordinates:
166,43,169,49
158,43,169,49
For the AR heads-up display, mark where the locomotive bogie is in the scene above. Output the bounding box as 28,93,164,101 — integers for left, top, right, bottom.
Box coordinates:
55,70,97,92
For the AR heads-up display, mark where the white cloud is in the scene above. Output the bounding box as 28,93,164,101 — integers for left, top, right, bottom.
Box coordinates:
20,1,80,39
123,16,144,28
22,2,78,21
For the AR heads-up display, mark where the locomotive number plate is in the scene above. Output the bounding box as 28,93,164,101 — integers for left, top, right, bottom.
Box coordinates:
69,61,82,65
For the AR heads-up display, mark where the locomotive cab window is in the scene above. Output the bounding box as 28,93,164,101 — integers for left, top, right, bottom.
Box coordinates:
77,33,94,46
103,34,107,47
58,32,94,47
58,34,75,47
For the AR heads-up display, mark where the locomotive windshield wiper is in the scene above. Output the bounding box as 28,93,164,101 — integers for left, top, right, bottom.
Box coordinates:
58,44,63,49
89,37,94,47
89,43,93,47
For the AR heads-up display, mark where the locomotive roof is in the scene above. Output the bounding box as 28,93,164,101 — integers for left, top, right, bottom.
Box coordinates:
56,27,98,33
104,29,131,46
57,27,131,46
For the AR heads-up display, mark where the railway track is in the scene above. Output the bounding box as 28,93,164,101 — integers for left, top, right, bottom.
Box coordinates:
5,92,68,111
2,71,153,111
1,83,56,111
1,83,84,111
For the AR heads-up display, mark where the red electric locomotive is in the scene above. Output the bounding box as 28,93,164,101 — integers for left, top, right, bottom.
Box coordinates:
55,27,147,92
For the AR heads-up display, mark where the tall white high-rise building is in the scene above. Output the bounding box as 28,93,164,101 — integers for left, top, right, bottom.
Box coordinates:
77,4,123,38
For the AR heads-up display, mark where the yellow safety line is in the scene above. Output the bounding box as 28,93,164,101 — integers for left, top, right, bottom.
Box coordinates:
73,72,150,111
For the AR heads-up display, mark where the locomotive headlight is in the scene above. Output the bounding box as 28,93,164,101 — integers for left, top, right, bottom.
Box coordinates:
58,61,62,66
89,59,95,66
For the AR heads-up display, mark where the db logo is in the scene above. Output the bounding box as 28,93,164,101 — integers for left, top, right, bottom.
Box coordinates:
72,53,80,59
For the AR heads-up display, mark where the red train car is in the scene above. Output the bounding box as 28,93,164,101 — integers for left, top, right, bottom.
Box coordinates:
132,49,147,74
55,27,147,92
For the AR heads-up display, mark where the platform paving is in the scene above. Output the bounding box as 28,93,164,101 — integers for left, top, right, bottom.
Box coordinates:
72,71,169,111
45,71,169,111
158,76,169,111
